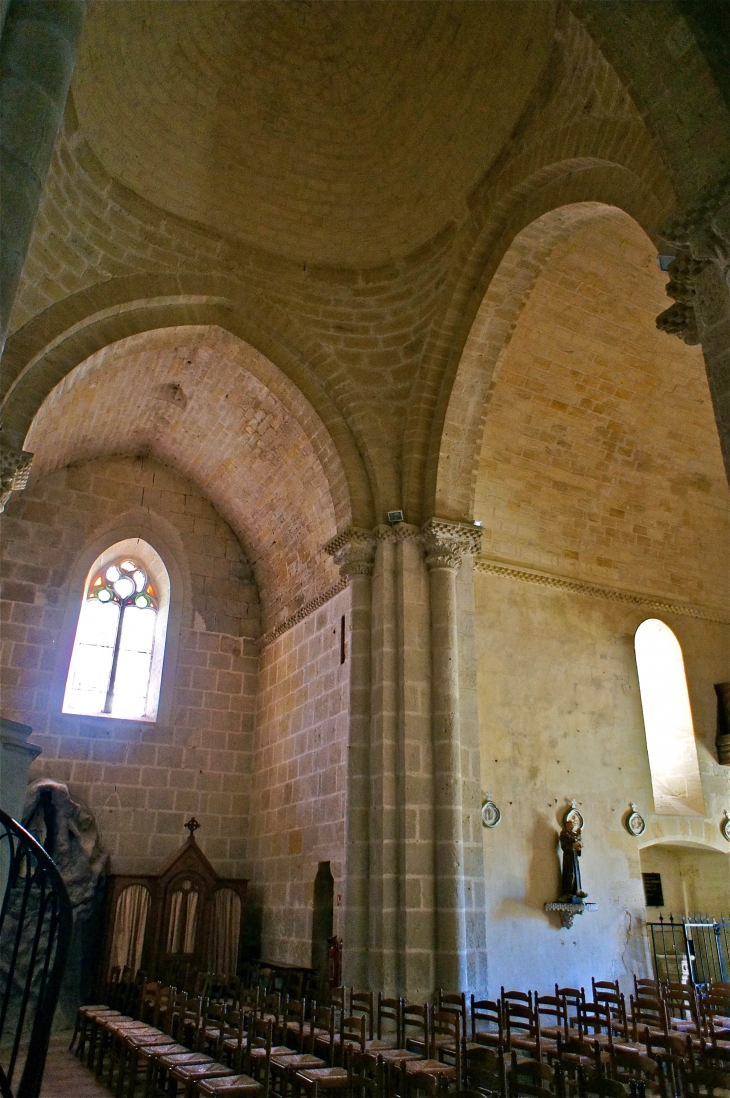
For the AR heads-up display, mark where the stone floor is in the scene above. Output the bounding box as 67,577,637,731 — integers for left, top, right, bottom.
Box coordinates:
40,1034,111,1097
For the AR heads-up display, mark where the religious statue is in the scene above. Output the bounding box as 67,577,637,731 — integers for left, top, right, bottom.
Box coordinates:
558,817,587,902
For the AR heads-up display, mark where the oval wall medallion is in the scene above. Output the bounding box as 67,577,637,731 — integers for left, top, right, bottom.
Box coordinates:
481,794,501,829
625,803,646,836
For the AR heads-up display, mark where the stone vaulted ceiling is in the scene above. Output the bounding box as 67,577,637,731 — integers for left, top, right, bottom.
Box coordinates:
72,0,556,267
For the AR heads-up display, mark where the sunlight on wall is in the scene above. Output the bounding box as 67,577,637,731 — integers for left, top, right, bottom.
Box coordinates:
635,619,704,816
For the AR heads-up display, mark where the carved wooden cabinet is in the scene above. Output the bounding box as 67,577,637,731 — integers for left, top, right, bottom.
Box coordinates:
101,825,247,984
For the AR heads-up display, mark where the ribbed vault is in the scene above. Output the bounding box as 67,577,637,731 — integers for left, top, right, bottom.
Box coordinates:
24,325,348,632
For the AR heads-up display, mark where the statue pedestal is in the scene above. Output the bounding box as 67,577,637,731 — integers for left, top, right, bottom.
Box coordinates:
1,717,41,821
544,900,597,929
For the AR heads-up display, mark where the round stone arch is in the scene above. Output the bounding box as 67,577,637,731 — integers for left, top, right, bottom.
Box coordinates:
1,280,375,529
51,506,192,730
426,193,668,525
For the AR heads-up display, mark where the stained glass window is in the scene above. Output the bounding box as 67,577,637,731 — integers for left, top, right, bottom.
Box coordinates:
63,556,161,720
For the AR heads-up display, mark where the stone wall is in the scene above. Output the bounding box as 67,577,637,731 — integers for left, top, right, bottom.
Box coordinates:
475,573,729,995
246,586,351,967
0,454,259,875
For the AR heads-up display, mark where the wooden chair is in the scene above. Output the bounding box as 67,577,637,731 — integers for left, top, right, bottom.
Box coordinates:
535,994,568,1043
351,990,375,1041
469,997,503,1050
592,981,621,1001
281,997,308,1051
508,1052,557,1098
246,1015,294,1089
219,1010,249,1072
312,1005,337,1066
504,999,540,1057
402,1009,461,1092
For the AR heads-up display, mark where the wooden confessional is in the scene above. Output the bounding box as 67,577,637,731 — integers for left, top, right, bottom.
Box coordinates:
100,818,247,985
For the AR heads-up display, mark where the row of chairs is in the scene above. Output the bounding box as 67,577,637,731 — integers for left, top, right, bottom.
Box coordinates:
71,974,730,1098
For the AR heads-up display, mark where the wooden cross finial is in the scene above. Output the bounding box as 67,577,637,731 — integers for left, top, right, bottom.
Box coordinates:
185,817,200,837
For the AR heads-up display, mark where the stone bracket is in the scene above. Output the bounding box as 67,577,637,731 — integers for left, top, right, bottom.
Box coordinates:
544,900,597,929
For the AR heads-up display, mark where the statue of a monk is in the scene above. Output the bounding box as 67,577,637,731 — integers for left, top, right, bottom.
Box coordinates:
559,818,587,902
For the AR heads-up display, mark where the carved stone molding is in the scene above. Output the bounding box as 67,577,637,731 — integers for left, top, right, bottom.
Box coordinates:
657,171,730,344
257,577,349,649
324,527,377,579
372,522,421,542
0,447,33,513
421,517,482,573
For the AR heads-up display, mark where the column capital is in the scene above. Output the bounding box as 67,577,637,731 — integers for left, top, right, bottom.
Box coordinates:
657,171,730,345
420,517,482,573
0,447,33,513
324,527,377,578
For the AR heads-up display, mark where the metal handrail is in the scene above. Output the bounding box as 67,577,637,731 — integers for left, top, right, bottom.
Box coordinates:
0,808,72,1098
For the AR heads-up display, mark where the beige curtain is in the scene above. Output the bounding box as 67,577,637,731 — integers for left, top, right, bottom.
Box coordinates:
208,888,241,975
166,880,200,954
109,884,151,976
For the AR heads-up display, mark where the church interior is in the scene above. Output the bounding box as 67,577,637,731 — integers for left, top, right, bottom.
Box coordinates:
1,2,730,1094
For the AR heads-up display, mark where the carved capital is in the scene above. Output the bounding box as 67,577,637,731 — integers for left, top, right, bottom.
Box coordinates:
324,527,376,578
658,172,730,344
420,517,482,573
0,448,33,513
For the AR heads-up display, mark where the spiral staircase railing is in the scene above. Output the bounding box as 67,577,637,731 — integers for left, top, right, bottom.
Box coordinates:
0,808,72,1098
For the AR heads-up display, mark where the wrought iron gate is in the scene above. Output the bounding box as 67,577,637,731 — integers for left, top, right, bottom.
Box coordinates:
647,914,730,986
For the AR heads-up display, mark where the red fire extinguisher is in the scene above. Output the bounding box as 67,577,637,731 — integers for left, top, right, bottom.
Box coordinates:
327,936,342,988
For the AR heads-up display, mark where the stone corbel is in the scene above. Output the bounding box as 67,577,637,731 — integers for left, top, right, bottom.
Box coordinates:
324,527,377,579
0,447,33,513
420,517,483,573
657,172,730,345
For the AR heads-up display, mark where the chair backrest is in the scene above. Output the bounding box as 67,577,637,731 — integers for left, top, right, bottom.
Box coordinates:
572,1002,608,1039
402,1002,428,1046
438,990,467,1026
470,997,503,1043
634,977,661,999
376,993,401,1043
556,986,586,1012
502,988,533,1009
284,997,306,1051
341,1013,366,1055
331,985,350,1018
221,1009,246,1071
535,994,567,1033
430,1010,461,1081
311,1004,335,1058
261,992,281,1022
246,1015,274,1087
350,990,374,1039
505,1000,536,1039
664,984,698,1021
592,979,620,999
509,1051,554,1097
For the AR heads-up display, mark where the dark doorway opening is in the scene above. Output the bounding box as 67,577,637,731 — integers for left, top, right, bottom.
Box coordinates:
311,861,334,1000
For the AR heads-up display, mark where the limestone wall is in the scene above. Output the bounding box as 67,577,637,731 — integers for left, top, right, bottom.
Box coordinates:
0,454,259,875
475,573,730,994
246,587,350,966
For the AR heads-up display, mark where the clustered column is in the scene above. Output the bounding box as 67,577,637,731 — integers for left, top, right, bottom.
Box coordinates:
327,516,488,998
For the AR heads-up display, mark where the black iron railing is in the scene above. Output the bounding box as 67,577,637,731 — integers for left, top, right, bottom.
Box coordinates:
0,808,72,1098
647,913,730,987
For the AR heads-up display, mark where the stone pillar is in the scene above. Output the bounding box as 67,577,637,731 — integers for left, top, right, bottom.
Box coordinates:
0,0,86,353
421,518,486,994
325,528,376,987
368,523,434,998
1,716,40,820
657,172,730,483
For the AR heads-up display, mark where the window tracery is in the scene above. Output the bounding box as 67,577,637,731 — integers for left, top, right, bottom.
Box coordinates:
63,544,168,721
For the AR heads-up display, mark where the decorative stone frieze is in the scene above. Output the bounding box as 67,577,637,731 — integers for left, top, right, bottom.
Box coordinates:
324,527,377,578
420,517,482,573
657,172,730,345
0,447,33,513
